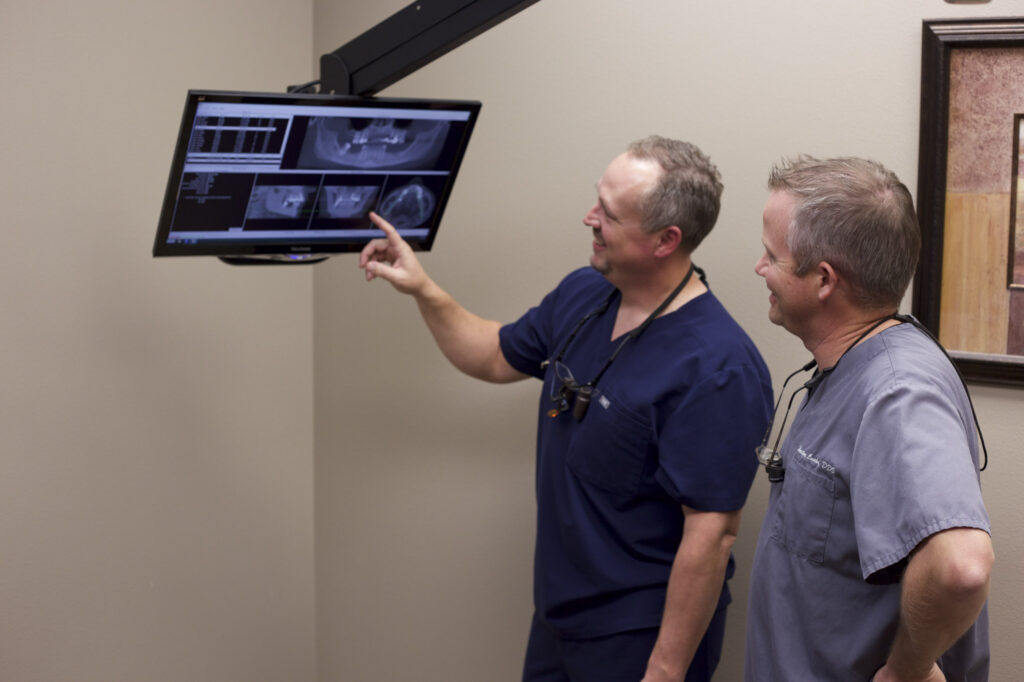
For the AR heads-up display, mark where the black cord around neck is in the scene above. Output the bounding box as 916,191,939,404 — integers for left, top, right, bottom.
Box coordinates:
768,313,989,477
541,264,704,411
892,314,989,471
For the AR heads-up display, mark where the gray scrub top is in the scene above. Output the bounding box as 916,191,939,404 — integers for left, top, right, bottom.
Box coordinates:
745,323,990,681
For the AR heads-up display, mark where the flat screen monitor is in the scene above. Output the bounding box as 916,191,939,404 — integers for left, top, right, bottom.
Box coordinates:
153,89,481,263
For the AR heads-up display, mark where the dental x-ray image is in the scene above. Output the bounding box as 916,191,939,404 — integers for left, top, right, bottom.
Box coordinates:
307,175,384,230
320,184,380,219
377,179,437,229
297,117,451,170
247,185,315,219
243,176,320,230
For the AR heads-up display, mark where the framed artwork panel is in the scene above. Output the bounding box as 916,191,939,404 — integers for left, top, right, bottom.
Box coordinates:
914,17,1024,385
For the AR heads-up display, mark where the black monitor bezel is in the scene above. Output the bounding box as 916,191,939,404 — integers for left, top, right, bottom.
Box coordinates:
153,89,481,260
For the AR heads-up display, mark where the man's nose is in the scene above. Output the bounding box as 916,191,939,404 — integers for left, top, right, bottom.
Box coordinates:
754,253,768,276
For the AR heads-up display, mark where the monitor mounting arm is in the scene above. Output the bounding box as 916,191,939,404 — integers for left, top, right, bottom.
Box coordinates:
317,0,540,96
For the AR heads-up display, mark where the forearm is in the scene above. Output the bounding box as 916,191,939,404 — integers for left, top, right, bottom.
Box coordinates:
877,527,993,682
644,508,740,682
413,278,524,383
360,211,525,384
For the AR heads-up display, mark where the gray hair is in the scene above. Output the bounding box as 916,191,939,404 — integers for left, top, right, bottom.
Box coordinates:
767,156,920,310
627,136,723,253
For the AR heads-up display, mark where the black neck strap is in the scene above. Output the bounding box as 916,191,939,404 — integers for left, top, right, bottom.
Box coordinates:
805,312,901,389
589,263,698,388
799,312,987,471
542,263,703,391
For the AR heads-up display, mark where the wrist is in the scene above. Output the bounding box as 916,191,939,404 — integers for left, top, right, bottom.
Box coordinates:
874,660,943,682
412,277,445,305
644,647,685,682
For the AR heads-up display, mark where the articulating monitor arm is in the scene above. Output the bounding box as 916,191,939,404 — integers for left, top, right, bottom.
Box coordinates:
318,0,540,96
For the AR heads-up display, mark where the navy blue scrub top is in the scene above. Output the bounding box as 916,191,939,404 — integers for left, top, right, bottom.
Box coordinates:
500,267,772,639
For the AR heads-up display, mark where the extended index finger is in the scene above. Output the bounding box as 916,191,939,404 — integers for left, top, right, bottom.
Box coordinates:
368,211,402,244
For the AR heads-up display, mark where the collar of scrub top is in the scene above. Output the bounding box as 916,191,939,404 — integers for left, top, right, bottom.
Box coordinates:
541,263,705,420
756,313,988,482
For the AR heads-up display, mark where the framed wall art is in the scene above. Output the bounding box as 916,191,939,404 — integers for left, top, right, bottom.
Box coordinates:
915,17,1024,385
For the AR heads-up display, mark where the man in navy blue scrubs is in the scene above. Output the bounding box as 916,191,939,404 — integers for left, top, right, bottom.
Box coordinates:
360,136,772,682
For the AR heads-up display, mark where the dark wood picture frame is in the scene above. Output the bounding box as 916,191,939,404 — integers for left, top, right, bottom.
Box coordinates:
914,17,1024,386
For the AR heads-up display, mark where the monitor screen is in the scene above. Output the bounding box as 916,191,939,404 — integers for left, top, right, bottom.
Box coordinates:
153,89,481,263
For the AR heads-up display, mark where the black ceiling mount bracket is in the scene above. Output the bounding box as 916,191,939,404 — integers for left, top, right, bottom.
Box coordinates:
318,0,540,96
318,53,353,95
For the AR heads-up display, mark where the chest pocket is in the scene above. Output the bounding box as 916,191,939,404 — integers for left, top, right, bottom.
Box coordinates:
768,450,838,565
565,389,653,499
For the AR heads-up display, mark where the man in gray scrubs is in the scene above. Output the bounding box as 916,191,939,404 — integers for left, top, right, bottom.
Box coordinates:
746,156,993,681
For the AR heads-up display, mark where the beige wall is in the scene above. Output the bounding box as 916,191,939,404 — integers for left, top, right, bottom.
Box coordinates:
0,1,316,681
4,1,1023,681
313,1,1024,681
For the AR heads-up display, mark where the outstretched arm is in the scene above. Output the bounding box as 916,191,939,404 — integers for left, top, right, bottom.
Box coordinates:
359,212,527,384
872,526,993,682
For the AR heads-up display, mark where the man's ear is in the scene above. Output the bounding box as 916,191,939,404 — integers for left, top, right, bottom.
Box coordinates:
816,261,839,302
654,225,683,258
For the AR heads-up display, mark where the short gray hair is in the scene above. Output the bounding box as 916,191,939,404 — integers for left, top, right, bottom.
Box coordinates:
627,136,723,253
767,156,920,310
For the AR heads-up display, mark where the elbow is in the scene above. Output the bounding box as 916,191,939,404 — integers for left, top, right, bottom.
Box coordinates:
952,553,993,599
710,521,741,564
679,507,743,568
719,529,739,556
937,532,994,602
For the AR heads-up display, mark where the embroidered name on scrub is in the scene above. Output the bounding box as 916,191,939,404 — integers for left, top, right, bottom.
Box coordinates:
797,446,835,474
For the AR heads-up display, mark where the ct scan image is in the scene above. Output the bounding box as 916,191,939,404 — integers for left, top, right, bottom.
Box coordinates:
319,184,380,219
246,185,316,219
377,179,437,229
297,117,450,170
